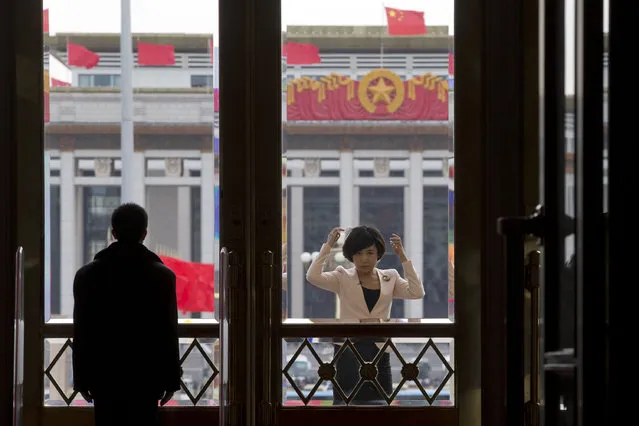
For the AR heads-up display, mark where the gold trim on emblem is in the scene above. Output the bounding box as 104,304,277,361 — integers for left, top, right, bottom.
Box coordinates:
357,69,405,114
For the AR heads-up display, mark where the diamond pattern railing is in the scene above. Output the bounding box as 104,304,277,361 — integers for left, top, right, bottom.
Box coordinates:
283,338,454,406
179,339,219,405
283,339,325,404
44,338,219,406
43,327,453,408
44,338,79,405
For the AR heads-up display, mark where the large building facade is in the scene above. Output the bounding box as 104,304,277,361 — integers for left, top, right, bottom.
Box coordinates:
35,23,611,410
44,27,455,322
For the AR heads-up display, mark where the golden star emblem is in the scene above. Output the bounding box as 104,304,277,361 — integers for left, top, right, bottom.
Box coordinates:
367,78,395,105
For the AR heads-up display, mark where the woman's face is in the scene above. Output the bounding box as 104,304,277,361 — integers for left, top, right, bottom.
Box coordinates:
352,244,378,273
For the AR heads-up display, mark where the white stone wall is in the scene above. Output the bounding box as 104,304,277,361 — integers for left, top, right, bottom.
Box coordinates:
49,92,215,124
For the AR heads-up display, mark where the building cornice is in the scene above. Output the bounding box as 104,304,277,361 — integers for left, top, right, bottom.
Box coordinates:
283,25,451,50
45,33,213,53
49,87,593,113
50,87,215,94
44,123,448,136
45,28,608,53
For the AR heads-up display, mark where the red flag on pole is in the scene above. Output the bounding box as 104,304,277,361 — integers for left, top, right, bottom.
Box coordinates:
283,41,321,65
51,78,72,87
67,42,101,69
43,9,50,33
137,42,176,66
384,7,427,36
159,256,215,313
49,54,73,86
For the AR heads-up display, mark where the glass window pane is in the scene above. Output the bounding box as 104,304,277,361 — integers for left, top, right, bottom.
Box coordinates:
93,74,113,87
303,187,339,319
360,186,405,319
77,74,92,87
423,186,449,318
44,0,219,407
191,74,213,88
283,1,454,323
83,186,120,263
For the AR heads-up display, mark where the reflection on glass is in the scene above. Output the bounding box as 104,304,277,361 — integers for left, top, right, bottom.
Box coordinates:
446,42,455,322
555,0,577,422
603,0,609,312
282,0,453,321
561,0,576,363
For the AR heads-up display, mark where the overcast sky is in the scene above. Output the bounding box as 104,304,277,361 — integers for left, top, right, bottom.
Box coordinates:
43,0,454,36
43,0,609,95
43,0,608,37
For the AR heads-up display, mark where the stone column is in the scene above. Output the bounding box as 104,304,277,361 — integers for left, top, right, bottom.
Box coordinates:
59,151,75,317
405,151,424,318
289,169,304,318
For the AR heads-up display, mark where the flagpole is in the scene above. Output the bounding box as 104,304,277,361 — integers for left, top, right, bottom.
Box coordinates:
380,4,386,69
120,0,136,204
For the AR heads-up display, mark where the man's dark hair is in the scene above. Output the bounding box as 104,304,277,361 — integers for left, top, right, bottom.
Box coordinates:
111,203,148,243
342,225,386,262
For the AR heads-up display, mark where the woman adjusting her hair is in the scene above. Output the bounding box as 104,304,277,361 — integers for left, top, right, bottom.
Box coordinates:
306,225,424,321
306,225,425,405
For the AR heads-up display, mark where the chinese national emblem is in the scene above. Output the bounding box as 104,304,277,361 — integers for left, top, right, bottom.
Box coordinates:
357,69,405,114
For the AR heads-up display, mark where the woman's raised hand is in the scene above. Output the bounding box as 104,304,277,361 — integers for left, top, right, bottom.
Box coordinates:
326,227,344,247
390,234,408,262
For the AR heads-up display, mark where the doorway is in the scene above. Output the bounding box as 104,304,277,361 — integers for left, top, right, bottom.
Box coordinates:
1,1,543,426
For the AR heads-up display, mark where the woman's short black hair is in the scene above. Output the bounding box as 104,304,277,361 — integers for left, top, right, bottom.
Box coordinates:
342,225,386,262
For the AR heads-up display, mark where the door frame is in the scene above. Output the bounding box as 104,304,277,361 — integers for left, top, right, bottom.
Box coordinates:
240,0,537,425
1,1,46,426
539,0,609,424
608,2,633,424
0,1,537,426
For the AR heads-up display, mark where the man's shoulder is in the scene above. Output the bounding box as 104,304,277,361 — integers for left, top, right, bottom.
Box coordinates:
151,261,177,281
75,257,174,278
74,261,100,280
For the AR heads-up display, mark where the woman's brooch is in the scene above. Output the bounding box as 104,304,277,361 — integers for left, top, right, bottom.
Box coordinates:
382,275,390,282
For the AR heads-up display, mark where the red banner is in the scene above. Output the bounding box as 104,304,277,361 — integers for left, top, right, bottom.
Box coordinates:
286,69,448,121
159,256,215,313
43,9,49,34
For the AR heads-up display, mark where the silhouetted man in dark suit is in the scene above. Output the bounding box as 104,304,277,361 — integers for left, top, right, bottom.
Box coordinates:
72,203,181,426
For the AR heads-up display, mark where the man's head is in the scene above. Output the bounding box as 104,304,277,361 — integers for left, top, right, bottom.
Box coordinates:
111,203,148,244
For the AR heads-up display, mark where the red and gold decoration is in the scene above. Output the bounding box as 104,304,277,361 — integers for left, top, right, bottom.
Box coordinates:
286,69,448,121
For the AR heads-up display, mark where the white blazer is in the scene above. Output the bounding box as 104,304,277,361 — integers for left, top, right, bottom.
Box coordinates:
306,243,425,321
